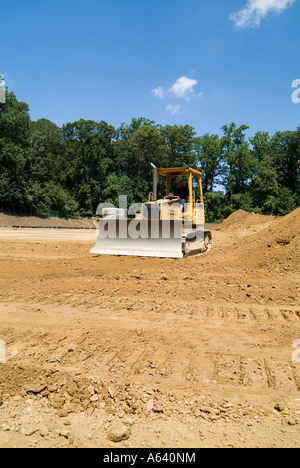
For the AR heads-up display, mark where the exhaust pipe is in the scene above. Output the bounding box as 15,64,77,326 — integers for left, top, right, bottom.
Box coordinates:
151,163,157,201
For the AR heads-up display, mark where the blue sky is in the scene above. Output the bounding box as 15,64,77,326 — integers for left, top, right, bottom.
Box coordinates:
1,0,299,138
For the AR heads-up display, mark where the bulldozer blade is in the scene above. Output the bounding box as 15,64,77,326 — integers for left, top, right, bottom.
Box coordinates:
90,219,183,258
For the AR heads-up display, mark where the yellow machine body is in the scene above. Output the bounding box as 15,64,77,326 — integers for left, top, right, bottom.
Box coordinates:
90,166,212,258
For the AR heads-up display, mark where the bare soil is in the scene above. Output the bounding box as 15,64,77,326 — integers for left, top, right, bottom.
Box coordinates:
0,212,95,229
0,209,299,448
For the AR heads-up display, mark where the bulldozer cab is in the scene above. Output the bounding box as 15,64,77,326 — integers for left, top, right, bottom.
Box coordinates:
149,166,205,226
154,167,204,206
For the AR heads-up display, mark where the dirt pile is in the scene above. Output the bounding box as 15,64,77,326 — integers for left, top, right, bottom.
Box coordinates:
214,208,300,272
215,209,275,233
261,207,300,248
252,207,300,272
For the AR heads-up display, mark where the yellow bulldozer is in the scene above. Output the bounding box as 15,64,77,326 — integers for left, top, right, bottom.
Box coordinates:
90,164,212,258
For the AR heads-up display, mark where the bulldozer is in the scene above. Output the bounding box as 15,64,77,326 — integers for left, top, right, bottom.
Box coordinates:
90,164,212,258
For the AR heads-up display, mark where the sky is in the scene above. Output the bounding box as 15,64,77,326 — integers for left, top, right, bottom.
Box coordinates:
0,0,299,138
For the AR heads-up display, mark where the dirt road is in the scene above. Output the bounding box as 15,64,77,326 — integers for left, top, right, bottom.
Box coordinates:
0,209,299,448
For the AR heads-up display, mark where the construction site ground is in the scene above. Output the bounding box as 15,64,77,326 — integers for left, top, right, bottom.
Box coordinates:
0,208,299,448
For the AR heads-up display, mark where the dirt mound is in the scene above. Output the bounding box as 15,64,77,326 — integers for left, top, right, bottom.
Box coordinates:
264,207,300,246
220,207,300,272
0,212,95,229
216,210,275,233
253,207,300,271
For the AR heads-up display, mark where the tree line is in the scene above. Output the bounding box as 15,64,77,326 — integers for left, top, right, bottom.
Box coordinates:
0,90,299,222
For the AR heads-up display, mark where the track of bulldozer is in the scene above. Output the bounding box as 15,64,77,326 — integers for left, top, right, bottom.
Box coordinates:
182,230,212,257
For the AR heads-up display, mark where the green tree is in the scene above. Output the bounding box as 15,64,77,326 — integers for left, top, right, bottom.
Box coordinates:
0,141,30,211
0,92,31,211
29,118,66,184
0,91,30,146
160,124,197,168
250,131,279,213
272,129,300,205
195,133,222,192
204,191,228,223
221,123,255,206
114,120,166,202
102,173,134,207
1,87,298,220
61,119,116,215
117,117,156,140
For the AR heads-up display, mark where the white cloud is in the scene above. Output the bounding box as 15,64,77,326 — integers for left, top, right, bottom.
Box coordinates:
152,86,164,99
169,76,198,99
230,0,296,28
166,104,181,115
153,76,202,115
